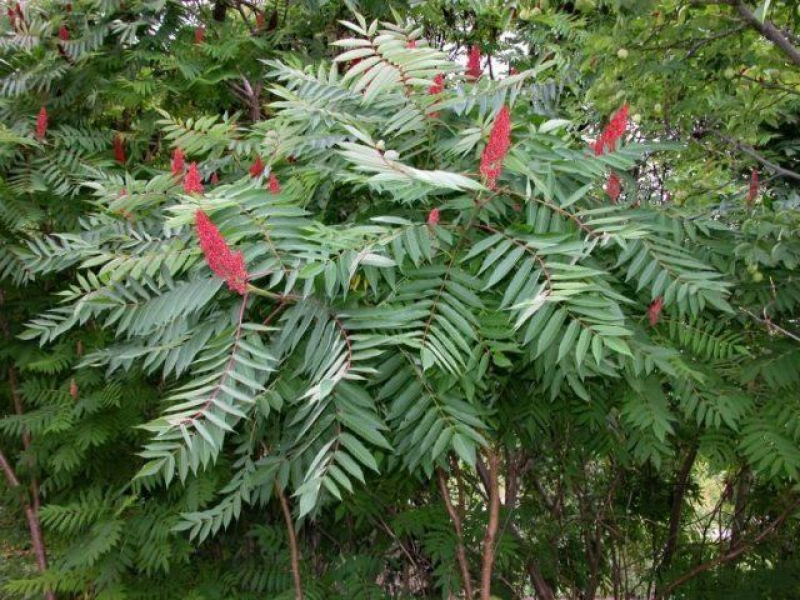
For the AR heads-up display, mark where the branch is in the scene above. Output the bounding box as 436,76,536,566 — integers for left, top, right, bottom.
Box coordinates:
657,496,800,599
724,0,800,66
276,483,304,600
436,467,474,598
702,130,800,182
480,449,500,600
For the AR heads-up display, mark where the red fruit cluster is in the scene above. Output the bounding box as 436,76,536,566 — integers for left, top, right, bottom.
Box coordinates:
268,172,280,194
428,73,445,95
171,147,185,176
249,156,265,178
747,169,759,206
58,24,69,41
479,105,511,190
427,207,440,226
593,104,629,156
648,297,664,327
195,210,249,295
184,162,204,194
605,172,622,202
69,378,78,399
466,46,482,80
113,135,126,164
407,39,416,49
36,106,48,140
194,26,205,44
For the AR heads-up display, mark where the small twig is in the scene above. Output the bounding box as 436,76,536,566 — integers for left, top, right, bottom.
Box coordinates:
741,307,800,343
276,483,304,600
436,467,474,598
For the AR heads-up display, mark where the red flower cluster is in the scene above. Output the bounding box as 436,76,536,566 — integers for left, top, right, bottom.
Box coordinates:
69,378,78,399
466,46,482,80
593,104,629,156
479,105,511,189
195,210,249,295
605,172,622,203
249,156,265,178
58,24,69,41
268,172,280,194
113,135,125,164
36,106,48,140
407,39,416,49
427,207,440,226
171,147,185,176
648,296,664,327
428,73,445,95
747,169,759,206
184,162,204,194
194,26,205,44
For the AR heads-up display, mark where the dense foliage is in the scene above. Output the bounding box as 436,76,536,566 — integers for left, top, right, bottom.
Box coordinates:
2,1,799,599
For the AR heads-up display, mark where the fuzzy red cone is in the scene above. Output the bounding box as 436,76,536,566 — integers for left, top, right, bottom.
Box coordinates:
648,297,664,327
428,73,445,95
427,208,440,226
268,172,280,194
249,156,265,178
36,106,48,140
195,210,249,294
194,26,205,44
171,147,185,176
407,39,416,49
605,172,622,203
113,135,126,164
747,169,759,206
593,104,629,156
184,162,204,194
479,105,511,189
69,378,78,399
466,45,482,80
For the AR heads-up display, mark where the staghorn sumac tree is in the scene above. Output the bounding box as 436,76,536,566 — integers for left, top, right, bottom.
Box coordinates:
3,2,800,600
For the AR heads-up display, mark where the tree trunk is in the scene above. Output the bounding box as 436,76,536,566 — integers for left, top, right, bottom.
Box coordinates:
480,450,500,600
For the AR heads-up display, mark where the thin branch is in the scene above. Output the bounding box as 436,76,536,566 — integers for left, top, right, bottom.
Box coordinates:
436,467,474,598
702,130,800,181
741,307,800,343
657,496,800,599
276,483,304,600
480,449,500,600
724,0,800,66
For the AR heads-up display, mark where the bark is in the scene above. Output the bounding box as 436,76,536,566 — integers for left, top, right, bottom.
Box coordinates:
730,468,753,549
477,454,556,600
276,484,304,600
436,467,474,598
480,450,500,600
660,445,699,572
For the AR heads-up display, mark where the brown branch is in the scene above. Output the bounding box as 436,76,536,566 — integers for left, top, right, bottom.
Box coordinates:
657,496,800,599
276,483,304,600
4,368,55,600
724,0,800,66
480,449,500,600
436,467,474,598
701,130,800,182
659,445,699,573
